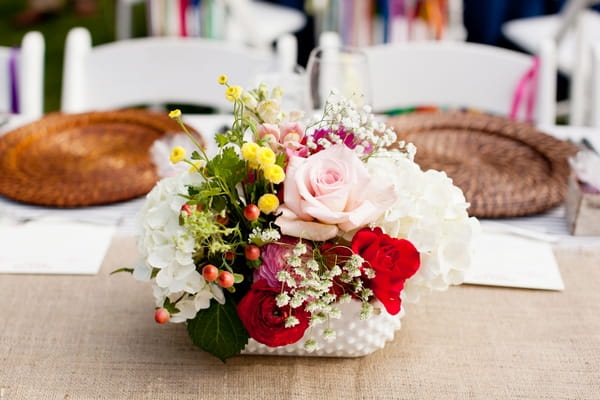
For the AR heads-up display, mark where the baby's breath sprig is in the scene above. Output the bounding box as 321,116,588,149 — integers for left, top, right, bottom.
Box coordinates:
304,91,415,160
270,240,377,348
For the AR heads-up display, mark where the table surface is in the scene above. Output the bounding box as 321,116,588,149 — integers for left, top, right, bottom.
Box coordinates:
1,237,599,399
1,114,600,398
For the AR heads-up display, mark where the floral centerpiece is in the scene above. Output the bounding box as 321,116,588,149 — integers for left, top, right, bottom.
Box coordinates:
126,76,479,361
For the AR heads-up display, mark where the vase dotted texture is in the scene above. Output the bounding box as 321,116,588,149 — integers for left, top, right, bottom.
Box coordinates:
242,301,404,357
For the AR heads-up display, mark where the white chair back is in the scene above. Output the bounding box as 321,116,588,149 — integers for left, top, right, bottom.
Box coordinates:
0,31,44,119
363,39,557,126
590,41,600,128
61,27,296,113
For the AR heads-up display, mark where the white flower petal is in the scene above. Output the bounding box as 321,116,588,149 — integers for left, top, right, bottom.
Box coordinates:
193,289,214,311
155,267,174,288
132,259,152,281
169,299,197,323
147,245,175,269
210,284,226,304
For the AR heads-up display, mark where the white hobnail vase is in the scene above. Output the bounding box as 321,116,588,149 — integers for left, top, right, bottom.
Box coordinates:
241,300,404,357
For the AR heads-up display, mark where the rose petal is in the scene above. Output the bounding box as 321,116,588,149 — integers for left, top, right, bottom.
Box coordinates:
275,206,339,241
282,156,312,220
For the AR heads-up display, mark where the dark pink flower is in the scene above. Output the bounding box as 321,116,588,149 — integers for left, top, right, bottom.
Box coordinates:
253,236,313,288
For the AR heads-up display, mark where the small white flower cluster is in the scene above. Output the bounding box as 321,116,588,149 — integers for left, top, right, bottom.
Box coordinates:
248,226,281,246
273,242,374,351
305,91,400,157
134,171,225,323
367,156,480,302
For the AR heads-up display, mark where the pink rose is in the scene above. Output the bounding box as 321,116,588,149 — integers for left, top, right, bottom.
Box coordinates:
276,144,397,241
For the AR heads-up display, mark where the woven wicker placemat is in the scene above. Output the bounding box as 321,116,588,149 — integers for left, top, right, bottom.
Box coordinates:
0,109,202,207
388,112,578,218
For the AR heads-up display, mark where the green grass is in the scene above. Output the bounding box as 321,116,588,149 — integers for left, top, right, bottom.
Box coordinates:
0,0,147,112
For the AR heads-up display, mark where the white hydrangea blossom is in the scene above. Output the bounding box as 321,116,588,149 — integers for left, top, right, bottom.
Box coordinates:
134,171,225,323
367,155,480,302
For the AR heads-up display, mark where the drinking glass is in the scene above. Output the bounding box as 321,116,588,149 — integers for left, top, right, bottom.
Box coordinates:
306,43,371,112
253,64,308,112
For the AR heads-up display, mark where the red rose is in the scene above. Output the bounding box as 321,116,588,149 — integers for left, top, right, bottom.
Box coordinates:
237,280,310,347
352,227,420,315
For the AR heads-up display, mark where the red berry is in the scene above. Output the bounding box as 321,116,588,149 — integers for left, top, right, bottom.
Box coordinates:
154,308,170,324
243,204,260,221
202,264,219,282
225,251,235,261
217,271,234,288
215,215,230,226
245,244,260,261
181,204,193,216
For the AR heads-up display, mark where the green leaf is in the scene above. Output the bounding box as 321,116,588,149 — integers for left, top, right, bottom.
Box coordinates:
190,151,202,160
199,187,225,198
206,147,246,186
162,297,180,315
187,186,200,196
210,195,227,212
247,259,262,269
233,273,244,284
109,267,133,275
215,133,229,148
187,296,249,361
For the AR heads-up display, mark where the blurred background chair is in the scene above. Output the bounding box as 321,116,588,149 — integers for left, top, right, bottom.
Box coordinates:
363,38,557,126
502,0,600,125
0,30,44,121
591,41,600,128
61,26,297,113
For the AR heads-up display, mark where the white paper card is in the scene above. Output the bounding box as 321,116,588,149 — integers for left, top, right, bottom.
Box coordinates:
0,218,116,275
464,231,565,291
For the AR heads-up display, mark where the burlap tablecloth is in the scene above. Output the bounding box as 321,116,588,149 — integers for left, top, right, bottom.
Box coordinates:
1,237,599,400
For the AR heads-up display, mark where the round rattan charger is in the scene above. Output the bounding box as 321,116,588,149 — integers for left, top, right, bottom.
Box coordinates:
0,109,202,207
388,112,578,218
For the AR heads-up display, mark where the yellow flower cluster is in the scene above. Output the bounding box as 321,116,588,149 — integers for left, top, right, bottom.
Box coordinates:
168,109,182,119
256,147,275,166
263,165,285,184
218,74,242,102
225,86,242,102
240,142,285,184
241,142,259,168
170,146,186,163
257,193,279,214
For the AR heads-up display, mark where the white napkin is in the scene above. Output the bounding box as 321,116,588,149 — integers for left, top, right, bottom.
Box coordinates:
464,230,564,291
0,218,116,275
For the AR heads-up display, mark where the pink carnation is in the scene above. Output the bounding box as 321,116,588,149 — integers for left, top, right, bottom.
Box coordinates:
254,236,313,288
